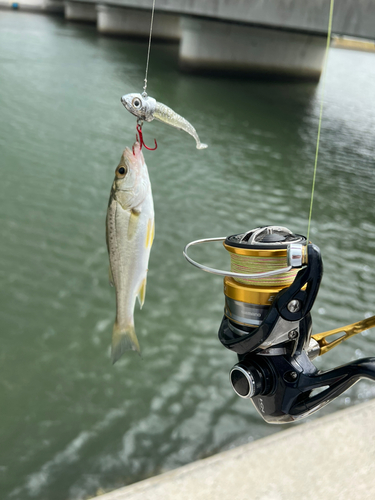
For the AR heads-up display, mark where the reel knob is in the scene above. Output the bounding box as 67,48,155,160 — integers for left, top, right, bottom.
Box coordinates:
230,363,264,399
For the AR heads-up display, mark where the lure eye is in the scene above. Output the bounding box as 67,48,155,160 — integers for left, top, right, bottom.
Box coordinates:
116,166,127,178
132,98,141,109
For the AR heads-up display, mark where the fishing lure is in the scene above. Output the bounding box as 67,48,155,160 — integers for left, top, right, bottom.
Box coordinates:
121,93,208,150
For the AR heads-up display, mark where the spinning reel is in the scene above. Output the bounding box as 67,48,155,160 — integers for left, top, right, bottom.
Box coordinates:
184,226,375,423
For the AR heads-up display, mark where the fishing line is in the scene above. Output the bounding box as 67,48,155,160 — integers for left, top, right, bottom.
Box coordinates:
230,252,298,287
142,0,156,97
227,1,335,288
306,0,335,243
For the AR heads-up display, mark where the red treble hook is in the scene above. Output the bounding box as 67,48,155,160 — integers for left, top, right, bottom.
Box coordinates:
136,123,157,152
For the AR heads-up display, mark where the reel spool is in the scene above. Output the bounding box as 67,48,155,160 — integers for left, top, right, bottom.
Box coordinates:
184,225,375,423
223,226,306,332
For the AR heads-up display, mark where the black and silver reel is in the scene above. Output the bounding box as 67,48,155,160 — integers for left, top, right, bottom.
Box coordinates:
184,225,375,423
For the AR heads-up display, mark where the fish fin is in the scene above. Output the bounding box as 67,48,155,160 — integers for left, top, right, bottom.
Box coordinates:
128,209,140,240
197,142,208,150
151,220,155,246
111,321,140,363
137,277,147,309
105,216,109,251
109,266,114,287
145,218,155,249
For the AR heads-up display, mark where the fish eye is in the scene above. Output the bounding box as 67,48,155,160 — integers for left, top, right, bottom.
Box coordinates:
132,98,141,109
116,165,127,178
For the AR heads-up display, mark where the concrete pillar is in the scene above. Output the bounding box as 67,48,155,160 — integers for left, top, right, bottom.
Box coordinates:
97,5,180,41
43,0,64,12
179,17,327,81
64,1,97,22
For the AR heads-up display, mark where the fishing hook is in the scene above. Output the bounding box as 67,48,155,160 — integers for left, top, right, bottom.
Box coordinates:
135,122,157,152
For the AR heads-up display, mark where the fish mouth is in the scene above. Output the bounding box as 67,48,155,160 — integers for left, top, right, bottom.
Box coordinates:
121,95,129,109
123,146,134,159
124,143,141,161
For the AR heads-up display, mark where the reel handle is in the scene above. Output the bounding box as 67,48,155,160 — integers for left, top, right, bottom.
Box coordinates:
312,315,375,355
242,354,375,423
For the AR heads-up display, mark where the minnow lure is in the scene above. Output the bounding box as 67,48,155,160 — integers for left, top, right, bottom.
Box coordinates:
121,93,208,150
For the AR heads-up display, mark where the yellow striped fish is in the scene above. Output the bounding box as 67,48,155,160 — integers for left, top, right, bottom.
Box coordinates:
106,143,154,363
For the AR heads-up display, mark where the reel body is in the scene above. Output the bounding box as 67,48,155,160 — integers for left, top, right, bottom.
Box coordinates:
184,225,375,424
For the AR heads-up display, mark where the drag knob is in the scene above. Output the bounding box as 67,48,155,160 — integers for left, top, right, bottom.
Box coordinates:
230,363,263,399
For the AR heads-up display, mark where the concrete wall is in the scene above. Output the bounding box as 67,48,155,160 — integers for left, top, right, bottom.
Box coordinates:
97,5,180,40
64,0,96,22
179,17,327,80
74,0,375,40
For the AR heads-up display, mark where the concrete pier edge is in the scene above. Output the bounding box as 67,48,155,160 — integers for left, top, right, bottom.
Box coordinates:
95,399,375,499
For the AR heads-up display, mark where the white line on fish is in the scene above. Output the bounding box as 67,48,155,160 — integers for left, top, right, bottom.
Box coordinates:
121,93,208,150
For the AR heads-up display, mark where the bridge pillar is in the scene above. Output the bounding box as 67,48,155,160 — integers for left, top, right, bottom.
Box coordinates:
64,1,97,22
97,5,180,41
179,17,327,81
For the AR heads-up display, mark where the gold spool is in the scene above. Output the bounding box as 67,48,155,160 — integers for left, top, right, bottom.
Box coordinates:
223,242,298,288
223,227,306,327
224,277,281,306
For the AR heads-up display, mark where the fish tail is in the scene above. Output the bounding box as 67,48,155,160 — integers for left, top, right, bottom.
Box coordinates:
111,321,140,363
154,102,207,150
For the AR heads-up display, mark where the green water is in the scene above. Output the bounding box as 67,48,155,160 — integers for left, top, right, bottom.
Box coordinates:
1,10,375,500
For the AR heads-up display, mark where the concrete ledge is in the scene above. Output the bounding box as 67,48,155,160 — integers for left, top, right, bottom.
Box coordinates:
332,35,375,52
97,5,180,40
95,399,375,499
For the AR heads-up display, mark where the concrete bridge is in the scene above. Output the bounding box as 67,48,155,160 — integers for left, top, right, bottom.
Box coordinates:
63,0,375,80
4,0,374,79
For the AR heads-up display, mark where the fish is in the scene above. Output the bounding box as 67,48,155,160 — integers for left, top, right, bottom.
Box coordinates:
121,92,208,150
106,142,155,363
